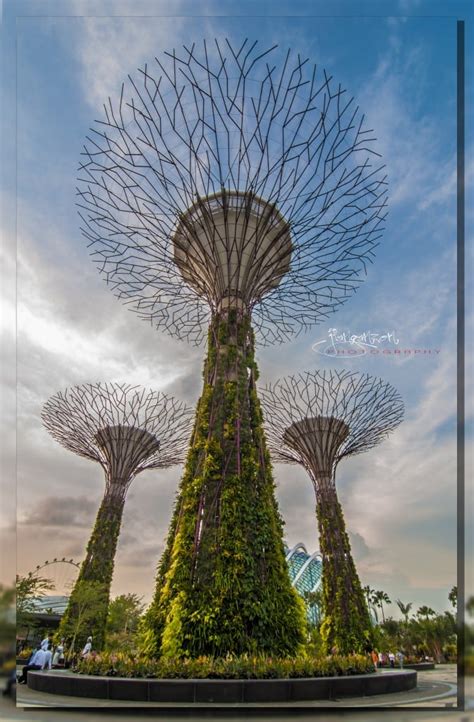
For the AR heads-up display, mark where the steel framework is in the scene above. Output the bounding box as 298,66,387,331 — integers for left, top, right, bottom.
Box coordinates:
42,382,192,494
42,383,192,650
260,370,404,653
75,39,388,658
260,370,404,481
77,39,387,346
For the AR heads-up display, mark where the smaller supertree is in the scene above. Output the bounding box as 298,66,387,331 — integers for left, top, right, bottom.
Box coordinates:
260,370,404,654
41,383,193,650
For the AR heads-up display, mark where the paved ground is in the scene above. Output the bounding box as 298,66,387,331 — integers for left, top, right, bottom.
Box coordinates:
1,665,471,721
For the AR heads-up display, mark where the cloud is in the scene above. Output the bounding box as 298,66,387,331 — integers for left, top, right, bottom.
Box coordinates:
118,543,162,569
357,23,455,218
71,15,187,110
20,495,97,527
349,531,370,561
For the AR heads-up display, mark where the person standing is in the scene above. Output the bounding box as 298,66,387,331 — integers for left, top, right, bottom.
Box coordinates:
370,649,378,669
40,633,54,651
81,636,93,658
52,638,65,666
388,651,395,668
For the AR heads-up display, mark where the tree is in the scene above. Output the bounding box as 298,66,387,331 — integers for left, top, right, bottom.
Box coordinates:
16,573,53,641
107,594,144,636
372,591,391,624
417,606,436,620
363,586,378,623
396,599,413,624
105,593,145,653
448,586,457,609
59,580,107,658
0,583,15,656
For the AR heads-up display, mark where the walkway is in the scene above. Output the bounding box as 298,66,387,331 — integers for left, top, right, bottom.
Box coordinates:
4,664,471,721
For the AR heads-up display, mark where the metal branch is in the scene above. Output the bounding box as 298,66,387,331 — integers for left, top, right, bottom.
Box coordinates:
42,383,193,496
77,39,388,346
260,370,404,483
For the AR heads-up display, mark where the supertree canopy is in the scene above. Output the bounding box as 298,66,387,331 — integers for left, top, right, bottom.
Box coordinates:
42,383,192,651
77,39,387,346
76,40,388,659
260,371,404,654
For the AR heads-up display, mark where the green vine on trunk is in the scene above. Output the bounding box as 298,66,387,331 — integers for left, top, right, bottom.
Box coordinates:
142,309,306,658
317,487,372,655
58,492,125,652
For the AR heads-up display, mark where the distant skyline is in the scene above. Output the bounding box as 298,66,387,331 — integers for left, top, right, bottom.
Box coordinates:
1,0,473,622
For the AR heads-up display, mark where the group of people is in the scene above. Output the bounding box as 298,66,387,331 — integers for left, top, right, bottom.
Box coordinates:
370,649,404,669
16,633,93,686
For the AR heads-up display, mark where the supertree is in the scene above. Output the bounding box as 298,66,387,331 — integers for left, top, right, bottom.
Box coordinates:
41,382,192,651
76,39,388,658
260,370,404,654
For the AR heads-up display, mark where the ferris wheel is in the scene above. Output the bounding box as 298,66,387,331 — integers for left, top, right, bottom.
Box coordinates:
30,558,80,597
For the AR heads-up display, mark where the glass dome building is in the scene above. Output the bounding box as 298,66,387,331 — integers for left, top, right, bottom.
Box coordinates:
285,542,378,627
284,543,323,625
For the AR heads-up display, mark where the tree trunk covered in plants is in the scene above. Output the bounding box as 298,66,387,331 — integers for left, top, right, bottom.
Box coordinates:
143,308,306,658
316,480,372,655
58,487,125,651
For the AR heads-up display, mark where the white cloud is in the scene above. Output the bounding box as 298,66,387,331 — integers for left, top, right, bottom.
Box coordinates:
72,16,187,110
358,26,455,216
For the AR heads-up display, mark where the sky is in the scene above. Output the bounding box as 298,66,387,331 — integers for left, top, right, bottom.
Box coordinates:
1,0,473,622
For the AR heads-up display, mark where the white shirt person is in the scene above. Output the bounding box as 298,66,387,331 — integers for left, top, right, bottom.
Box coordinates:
81,637,93,658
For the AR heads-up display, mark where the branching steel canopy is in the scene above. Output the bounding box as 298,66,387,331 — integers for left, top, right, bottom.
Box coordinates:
77,39,388,345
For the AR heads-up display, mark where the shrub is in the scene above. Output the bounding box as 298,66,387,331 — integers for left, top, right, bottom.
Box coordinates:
74,651,375,679
17,646,33,660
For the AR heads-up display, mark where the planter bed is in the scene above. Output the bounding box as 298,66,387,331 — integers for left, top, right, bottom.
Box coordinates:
28,668,417,702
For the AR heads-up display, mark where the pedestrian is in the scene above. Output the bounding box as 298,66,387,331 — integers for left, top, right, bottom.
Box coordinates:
17,646,52,684
2,669,17,697
81,636,93,658
396,650,405,669
40,632,54,651
388,651,395,668
370,649,378,668
53,638,65,666
378,651,384,667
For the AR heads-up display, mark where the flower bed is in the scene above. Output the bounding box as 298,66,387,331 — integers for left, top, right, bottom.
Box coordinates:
75,652,375,679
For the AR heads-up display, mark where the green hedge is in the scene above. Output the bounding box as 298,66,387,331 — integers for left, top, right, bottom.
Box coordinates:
75,651,375,679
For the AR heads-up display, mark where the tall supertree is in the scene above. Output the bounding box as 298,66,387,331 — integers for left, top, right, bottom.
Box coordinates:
76,40,388,658
41,382,192,651
260,371,404,655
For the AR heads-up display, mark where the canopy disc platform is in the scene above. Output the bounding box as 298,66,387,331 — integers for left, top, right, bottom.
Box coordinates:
173,190,292,311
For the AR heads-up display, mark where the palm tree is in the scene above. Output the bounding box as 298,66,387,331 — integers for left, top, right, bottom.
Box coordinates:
372,590,391,624
362,585,378,622
448,586,457,609
363,585,375,605
417,605,436,620
395,599,413,624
